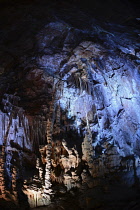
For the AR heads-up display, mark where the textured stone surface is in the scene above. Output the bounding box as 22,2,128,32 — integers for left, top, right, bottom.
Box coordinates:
0,0,140,209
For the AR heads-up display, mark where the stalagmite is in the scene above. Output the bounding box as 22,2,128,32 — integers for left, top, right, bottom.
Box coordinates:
36,158,43,183
11,166,18,205
0,145,6,199
82,133,94,176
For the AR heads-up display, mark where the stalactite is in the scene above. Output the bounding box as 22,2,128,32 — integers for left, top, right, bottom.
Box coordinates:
79,77,82,94
56,103,61,134
60,81,64,97
70,67,94,96
4,111,13,145
18,150,23,180
32,119,39,153
20,113,30,146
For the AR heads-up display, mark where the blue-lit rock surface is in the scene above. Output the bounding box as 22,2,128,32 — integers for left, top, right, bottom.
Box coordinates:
0,0,140,209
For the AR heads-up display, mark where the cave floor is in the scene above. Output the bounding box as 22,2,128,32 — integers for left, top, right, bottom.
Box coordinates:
1,181,140,210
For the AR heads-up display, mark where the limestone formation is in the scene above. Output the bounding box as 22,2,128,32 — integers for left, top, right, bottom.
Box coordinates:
0,145,6,199
0,0,140,209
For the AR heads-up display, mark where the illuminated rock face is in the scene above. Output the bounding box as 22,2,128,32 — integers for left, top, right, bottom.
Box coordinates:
59,39,140,160
0,1,140,209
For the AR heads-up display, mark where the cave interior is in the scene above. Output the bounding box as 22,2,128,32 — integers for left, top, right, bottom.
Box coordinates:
0,0,140,209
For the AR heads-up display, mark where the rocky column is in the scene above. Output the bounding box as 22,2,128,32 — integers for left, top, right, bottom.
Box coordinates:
0,145,6,199
11,166,18,205
43,80,59,202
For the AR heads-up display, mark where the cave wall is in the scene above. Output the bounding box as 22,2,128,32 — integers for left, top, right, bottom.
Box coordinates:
0,0,140,209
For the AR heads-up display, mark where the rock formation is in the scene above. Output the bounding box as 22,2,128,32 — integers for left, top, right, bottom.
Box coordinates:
0,0,140,209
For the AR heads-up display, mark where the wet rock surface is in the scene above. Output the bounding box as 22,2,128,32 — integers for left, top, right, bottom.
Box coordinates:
0,0,140,209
